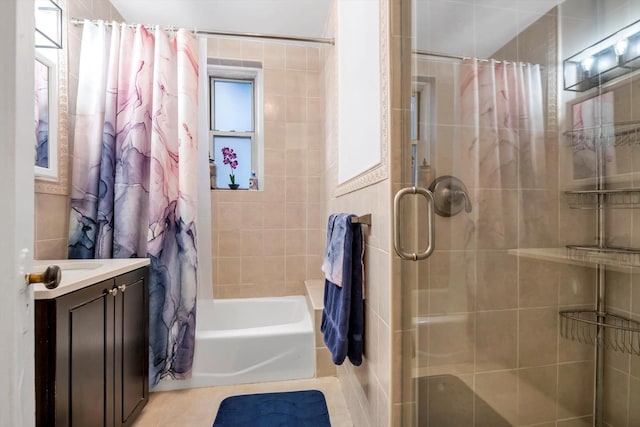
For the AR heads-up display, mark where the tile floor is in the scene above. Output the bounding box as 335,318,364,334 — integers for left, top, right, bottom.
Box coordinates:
132,377,353,427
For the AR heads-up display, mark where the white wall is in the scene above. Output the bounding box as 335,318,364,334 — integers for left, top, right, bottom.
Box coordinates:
337,0,381,183
0,0,36,425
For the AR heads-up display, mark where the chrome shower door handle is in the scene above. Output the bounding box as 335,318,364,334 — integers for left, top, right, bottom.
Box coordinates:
393,186,435,261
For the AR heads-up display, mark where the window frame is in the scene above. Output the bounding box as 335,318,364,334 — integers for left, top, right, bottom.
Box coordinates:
411,78,435,185
208,64,263,190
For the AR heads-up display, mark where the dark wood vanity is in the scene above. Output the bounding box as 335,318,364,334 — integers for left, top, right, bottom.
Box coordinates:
34,261,149,427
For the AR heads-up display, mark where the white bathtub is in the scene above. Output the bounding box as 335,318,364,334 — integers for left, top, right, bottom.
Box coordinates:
152,296,315,391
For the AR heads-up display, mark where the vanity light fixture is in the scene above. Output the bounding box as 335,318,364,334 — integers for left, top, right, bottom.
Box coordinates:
35,0,62,49
564,18,640,91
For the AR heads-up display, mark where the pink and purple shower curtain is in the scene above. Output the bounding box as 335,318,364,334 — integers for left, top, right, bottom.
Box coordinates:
458,59,545,247
68,20,199,384
459,59,545,189
34,59,49,168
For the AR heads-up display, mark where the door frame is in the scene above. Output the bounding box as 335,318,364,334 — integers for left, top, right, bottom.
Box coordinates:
0,0,36,425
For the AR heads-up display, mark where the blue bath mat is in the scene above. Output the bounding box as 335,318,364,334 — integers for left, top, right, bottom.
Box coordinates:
212,390,331,427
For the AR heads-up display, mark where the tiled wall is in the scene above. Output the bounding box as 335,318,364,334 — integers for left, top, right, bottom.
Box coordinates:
322,1,394,426
34,0,123,260
34,193,69,259
209,38,326,298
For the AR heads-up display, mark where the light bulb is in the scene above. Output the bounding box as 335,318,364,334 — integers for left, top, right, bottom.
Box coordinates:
581,56,594,72
615,38,628,56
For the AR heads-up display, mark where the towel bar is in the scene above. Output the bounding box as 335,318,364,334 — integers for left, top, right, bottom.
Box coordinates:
351,214,371,225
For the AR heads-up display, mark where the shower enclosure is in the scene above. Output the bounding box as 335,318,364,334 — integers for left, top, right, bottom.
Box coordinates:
398,0,640,425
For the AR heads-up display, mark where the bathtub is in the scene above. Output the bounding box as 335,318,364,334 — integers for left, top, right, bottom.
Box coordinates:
152,296,315,391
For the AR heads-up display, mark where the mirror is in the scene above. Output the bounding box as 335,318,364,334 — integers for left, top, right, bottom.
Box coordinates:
34,0,69,196
34,52,58,180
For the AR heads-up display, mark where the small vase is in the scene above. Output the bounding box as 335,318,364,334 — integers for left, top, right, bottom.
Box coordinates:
228,184,239,190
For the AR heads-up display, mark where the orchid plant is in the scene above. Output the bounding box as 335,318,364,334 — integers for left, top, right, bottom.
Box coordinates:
221,147,239,185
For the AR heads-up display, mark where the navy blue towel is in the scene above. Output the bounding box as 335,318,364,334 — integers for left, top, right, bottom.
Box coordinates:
320,213,364,366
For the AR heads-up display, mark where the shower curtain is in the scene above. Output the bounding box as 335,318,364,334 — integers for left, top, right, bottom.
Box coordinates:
459,58,545,188
68,20,199,385
458,59,545,246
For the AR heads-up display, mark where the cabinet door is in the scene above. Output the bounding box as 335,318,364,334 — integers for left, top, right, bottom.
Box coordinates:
56,278,115,427
114,268,149,427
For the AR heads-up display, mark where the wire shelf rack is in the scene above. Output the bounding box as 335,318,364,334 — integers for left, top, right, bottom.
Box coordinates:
565,189,640,209
560,310,640,355
563,120,640,147
566,244,640,267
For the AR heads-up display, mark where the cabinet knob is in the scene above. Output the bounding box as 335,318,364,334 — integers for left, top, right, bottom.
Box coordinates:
25,265,61,289
118,284,127,293
108,288,118,297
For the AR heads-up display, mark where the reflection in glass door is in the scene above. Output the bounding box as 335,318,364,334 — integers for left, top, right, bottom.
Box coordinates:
397,1,640,426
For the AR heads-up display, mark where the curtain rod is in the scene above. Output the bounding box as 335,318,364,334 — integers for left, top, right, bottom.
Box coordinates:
71,18,335,45
412,49,537,66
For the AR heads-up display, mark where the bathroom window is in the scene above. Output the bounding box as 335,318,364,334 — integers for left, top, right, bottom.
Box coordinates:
209,65,263,189
411,78,435,186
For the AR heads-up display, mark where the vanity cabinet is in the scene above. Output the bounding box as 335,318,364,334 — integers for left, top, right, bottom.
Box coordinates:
35,267,149,427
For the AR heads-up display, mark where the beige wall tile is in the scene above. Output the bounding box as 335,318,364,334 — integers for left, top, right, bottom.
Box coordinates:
285,149,307,177
285,203,307,229
558,361,595,419
285,97,307,122
307,47,321,72
241,40,263,60
218,230,242,257
476,250,517,310
264,43,285,69
316,347,337,377
629,377,640,426
476,310,517,371
427,250,475,314
605,270,632,312
217,38,243,59
35,193,69,241
241,256,265,284
518,366,557,425
262,256,286,283
264,94,286,122
557,416,593,427
427,316,475,368
285,45,307,70
519,308,558,367
518,258,559,308
263,230,285,255
286,255,307,282
216,257,242,285
604,367,629,427
240,230,264,256
285,229,306,256
286,178,307,203
264,69,286,96
285,70,307,97
475,370,518,425
558,266,598,307
261,201,286,229
35,238,68,260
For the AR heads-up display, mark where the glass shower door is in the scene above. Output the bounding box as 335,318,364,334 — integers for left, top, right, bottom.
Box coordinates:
397,1,611,426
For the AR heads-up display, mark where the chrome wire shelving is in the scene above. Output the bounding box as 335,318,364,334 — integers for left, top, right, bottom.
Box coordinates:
560,310,640,355
566,244,640,267
560,115,640,426
565,189,640,209
563,120,640,147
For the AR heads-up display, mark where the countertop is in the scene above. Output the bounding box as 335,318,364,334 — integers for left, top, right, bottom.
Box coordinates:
33,258,150,300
